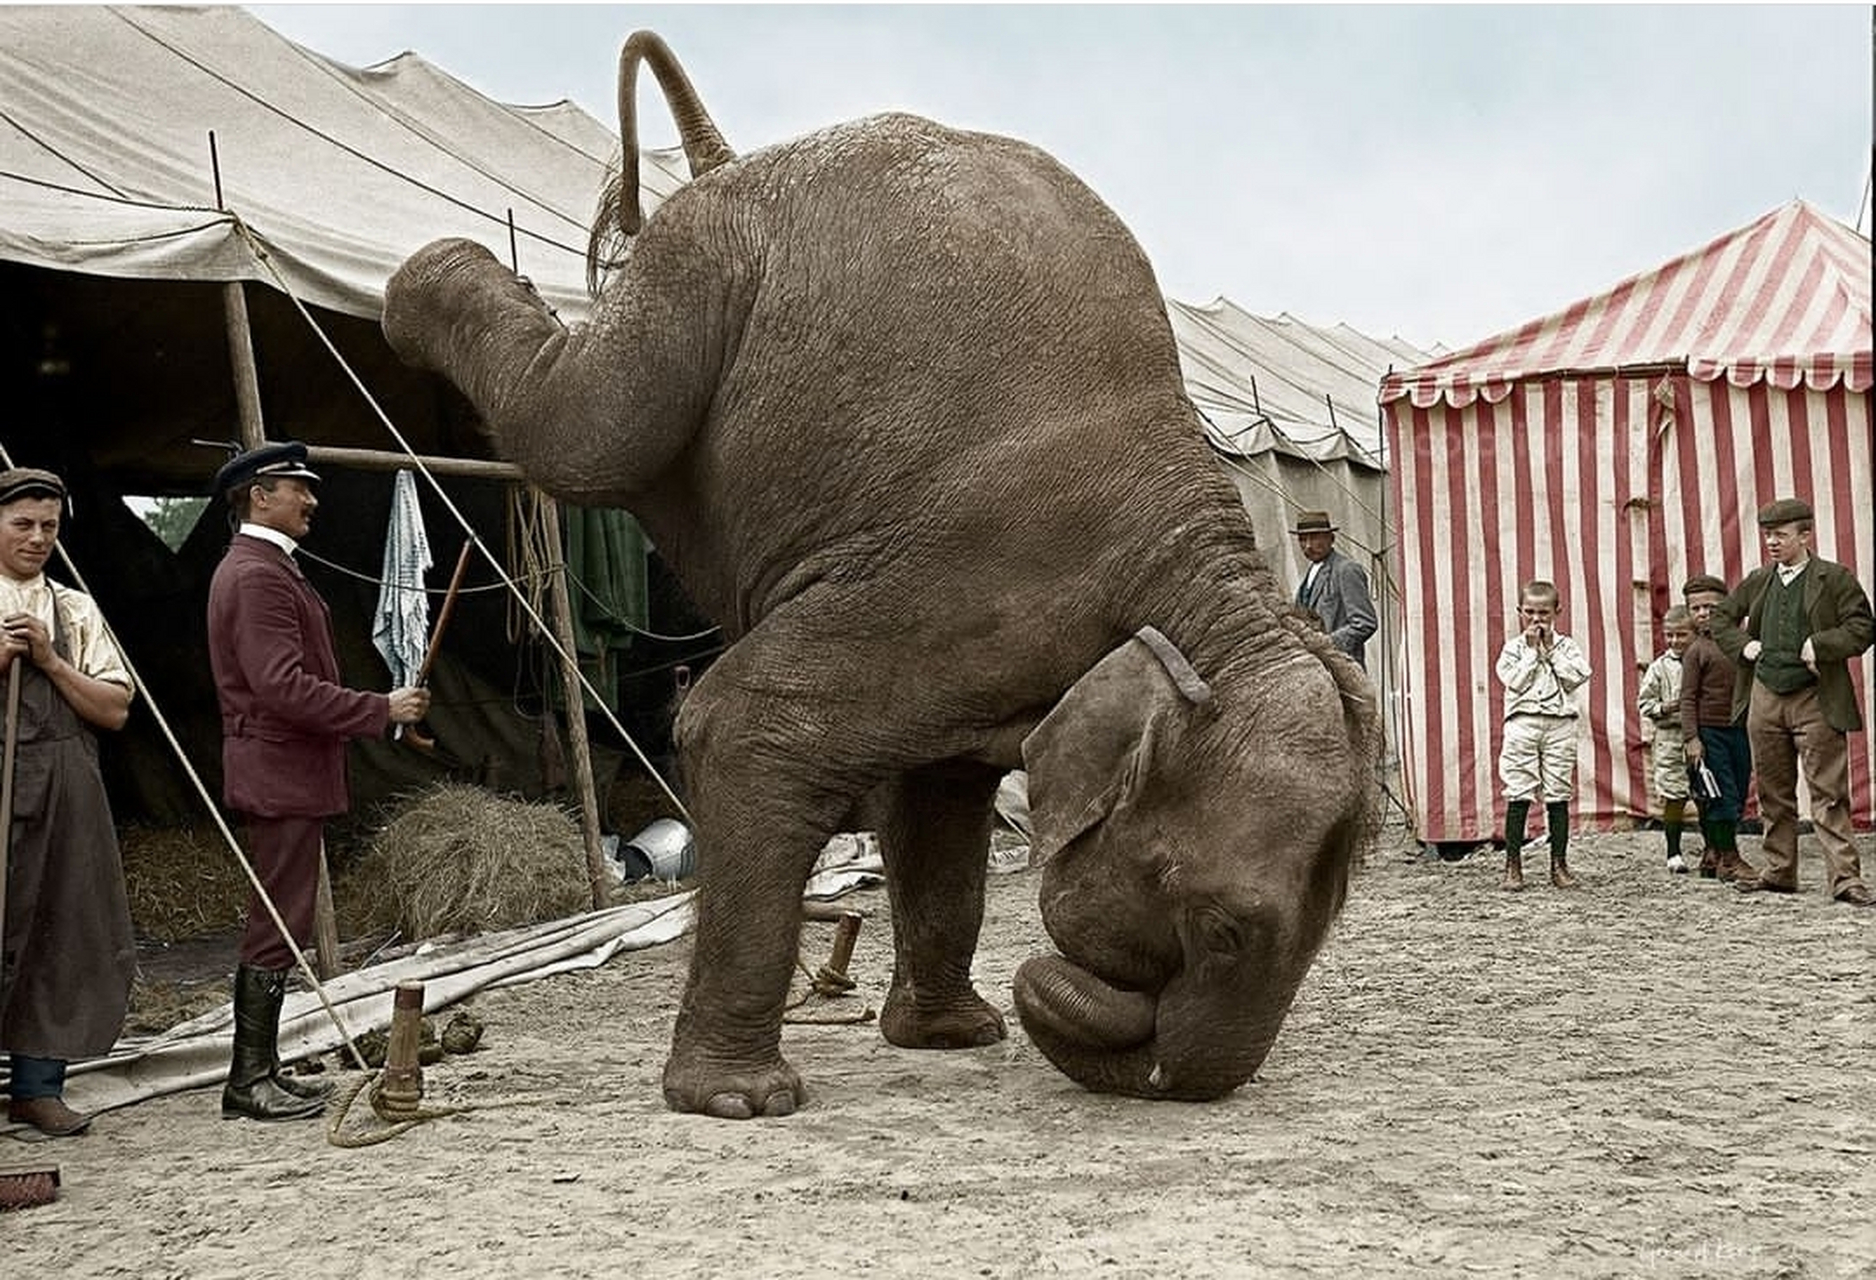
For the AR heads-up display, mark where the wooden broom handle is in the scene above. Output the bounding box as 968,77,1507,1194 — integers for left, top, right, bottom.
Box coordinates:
414,540,474,689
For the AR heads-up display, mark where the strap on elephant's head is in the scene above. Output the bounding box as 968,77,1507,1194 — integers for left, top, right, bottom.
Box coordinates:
1134,625,1211,705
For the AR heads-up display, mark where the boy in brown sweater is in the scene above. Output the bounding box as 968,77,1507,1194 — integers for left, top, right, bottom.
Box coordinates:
1679,574,1757,882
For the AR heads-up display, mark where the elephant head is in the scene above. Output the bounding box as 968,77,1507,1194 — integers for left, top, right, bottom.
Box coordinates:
1014,626,1376,1100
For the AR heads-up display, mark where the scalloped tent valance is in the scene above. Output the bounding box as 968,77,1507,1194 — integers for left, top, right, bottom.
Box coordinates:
1379,200,1872,409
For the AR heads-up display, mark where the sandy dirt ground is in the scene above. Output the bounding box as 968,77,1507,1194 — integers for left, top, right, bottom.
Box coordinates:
5,820,1873,1279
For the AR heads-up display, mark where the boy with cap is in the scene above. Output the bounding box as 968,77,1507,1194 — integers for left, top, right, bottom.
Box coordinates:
1710,498,1874,907
1637,604,1696,873
1678,574,1757,883
0,466,136,1139
206,441,431,1120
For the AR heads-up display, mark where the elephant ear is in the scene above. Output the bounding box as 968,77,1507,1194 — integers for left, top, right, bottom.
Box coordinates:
1022,627,1212,866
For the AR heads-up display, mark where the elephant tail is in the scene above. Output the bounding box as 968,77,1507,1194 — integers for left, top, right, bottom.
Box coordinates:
588,30,738,292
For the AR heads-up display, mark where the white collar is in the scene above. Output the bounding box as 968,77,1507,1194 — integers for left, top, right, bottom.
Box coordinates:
1775,557,1809,586
239,522,299,556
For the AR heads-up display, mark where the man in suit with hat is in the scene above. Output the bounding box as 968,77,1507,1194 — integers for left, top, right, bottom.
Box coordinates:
1290,509,1378,669
1710,497,1874,906
206,441,431,1120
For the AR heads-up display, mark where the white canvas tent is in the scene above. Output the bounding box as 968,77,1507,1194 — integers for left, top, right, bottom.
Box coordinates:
1171,298,1439,765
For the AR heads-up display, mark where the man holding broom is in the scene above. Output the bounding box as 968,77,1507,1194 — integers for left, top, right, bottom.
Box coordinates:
0,467,135,1140
206,442,429,1121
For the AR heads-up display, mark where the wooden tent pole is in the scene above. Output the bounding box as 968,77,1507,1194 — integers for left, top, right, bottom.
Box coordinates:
222,281,266,450
536,490,611,911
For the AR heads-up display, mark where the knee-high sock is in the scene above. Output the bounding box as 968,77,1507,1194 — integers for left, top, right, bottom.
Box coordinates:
1663,797,1686,857
1546,801,1570,860
1505,799,1531,860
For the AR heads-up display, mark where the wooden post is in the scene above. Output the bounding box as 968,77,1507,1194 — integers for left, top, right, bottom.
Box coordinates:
536,491,612,910
221,281,266,451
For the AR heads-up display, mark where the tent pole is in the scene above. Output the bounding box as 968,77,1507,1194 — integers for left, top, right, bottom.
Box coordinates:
536,489,612,911
222,282,267,450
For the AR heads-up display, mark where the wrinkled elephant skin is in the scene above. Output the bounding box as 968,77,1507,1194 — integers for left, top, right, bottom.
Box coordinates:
383,43,1380,1119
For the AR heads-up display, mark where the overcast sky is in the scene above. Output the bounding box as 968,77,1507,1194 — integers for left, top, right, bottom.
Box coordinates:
249,4,1871,350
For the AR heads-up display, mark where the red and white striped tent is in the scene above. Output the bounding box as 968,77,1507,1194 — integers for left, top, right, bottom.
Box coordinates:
1381,200,1873,843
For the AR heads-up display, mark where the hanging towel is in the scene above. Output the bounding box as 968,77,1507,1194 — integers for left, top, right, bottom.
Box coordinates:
372,469,433,687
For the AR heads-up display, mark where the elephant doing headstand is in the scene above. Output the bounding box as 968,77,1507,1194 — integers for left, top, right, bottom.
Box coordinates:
384,32,1380,1119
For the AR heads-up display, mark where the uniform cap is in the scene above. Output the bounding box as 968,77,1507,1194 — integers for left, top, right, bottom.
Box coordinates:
214,441,320,496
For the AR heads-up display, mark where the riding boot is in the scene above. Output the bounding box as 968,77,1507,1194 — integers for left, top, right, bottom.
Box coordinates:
222,965,326,1121
1501,799,1529,891
1546,801,1579,888
269,988,334,1104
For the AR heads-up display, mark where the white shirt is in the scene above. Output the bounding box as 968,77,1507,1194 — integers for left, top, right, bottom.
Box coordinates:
238,522,299,556
0,572,134,692
1775,556,1809,587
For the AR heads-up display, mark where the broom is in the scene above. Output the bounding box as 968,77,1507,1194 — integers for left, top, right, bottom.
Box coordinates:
0,664,57,1209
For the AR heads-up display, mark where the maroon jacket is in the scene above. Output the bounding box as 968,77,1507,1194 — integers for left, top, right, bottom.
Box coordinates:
207,533,390,818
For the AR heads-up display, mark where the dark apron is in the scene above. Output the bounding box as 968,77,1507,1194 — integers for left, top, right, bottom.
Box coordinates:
0,594,135,1060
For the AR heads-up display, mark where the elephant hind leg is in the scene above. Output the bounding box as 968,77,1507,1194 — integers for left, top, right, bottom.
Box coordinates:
867,760,1010,1050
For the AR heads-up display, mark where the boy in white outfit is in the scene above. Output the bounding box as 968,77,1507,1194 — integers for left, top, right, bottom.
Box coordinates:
1495,580,1593,890
1637,605,1695,873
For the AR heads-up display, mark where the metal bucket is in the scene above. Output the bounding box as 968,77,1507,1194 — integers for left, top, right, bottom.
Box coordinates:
622,818,695,881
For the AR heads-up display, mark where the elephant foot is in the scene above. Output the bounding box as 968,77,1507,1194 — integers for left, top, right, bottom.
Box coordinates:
661,1047,806,1119
879,985,1008,1049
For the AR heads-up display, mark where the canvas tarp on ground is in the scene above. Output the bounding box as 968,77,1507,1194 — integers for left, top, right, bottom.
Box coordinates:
1381,200,1873,843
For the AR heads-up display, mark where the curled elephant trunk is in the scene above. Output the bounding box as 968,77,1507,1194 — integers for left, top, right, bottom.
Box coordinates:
588,29,739,290
1014,954,1290,1101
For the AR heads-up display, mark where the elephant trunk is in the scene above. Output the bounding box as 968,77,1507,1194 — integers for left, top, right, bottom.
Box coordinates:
1013,953,1296,1101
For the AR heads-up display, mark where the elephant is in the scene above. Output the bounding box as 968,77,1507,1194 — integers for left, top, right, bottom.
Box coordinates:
383,31,1380,1118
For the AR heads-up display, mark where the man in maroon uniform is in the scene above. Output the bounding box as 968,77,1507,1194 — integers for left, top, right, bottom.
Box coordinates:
207,442,429,1120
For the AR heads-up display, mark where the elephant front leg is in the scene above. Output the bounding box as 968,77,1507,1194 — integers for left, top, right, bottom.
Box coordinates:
660,664,846,1118
871,762,1009,1050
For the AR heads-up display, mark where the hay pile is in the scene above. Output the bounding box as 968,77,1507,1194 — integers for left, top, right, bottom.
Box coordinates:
343,783,592,941
119,824,247,943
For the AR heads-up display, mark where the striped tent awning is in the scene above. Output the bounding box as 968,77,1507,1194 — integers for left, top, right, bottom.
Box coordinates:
1382,200,1872,409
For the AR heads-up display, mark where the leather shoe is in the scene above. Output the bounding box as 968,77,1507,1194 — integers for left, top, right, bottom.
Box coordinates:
7,1095,92,1139
1733,875,1797,894
1833,884,1876,907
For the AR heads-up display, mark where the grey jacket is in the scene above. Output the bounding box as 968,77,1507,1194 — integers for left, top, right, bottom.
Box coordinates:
1295,547,1379,667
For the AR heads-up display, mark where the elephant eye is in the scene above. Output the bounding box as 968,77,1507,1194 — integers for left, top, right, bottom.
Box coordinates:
1192,905,1244,959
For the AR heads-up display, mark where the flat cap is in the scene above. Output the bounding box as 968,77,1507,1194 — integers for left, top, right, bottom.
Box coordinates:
1756,497,1812,527
0,467,66,506
214,440,320,496
1681,573,1729,597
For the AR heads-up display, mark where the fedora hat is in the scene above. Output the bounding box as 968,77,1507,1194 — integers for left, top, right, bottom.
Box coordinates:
1290,510,1338,535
